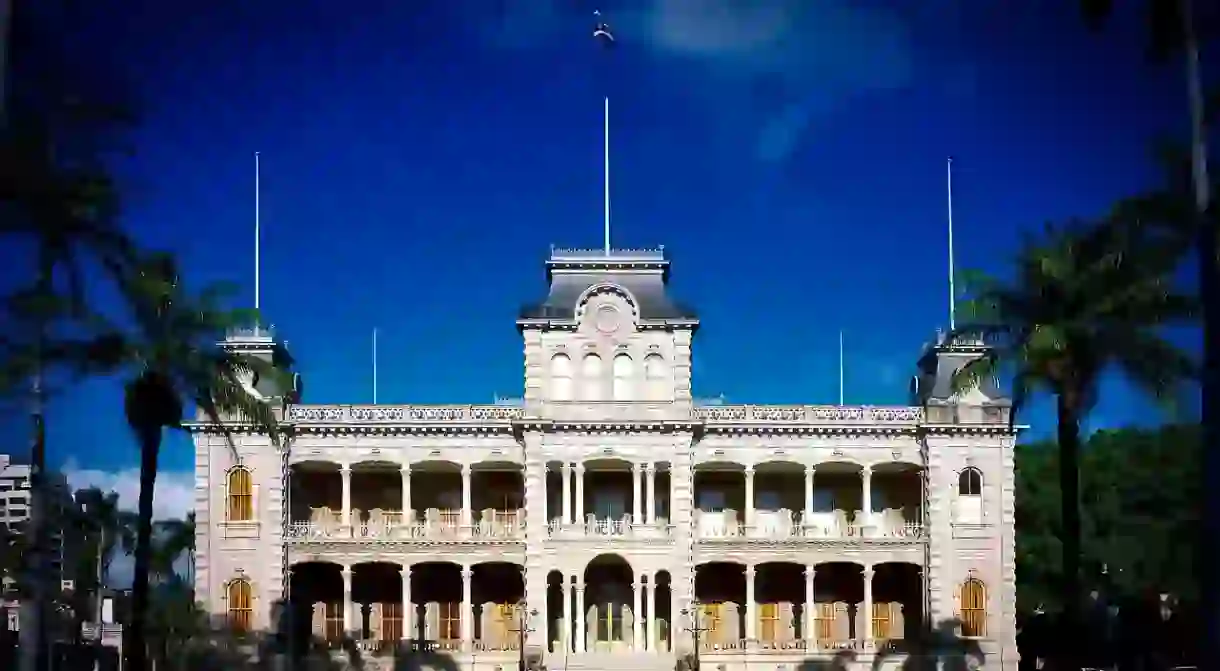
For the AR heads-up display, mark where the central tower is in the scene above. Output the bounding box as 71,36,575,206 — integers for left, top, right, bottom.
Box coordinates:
517,247,699,420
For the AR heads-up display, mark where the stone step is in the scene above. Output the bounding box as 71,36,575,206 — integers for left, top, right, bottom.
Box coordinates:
560,651,674,671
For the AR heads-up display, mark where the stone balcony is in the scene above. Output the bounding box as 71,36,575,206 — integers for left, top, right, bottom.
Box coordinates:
286,509,524,542
695,510,926,542
545,516,674,540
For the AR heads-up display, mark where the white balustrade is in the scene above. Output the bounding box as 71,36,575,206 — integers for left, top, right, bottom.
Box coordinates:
286,509,525,541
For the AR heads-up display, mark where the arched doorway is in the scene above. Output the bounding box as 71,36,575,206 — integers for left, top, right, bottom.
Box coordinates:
584,555,635,651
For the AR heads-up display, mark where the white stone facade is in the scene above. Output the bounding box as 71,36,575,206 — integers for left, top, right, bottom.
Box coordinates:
191,249,1019,671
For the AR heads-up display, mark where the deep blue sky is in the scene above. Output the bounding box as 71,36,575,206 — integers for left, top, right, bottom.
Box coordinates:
1,0,1210,505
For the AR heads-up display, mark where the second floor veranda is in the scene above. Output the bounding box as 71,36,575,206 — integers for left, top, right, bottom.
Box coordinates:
280,457,929,543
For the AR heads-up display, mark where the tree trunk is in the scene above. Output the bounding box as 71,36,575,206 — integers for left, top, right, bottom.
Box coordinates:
124,422,162,671
1181,3,1219,670
1056,392,1083,671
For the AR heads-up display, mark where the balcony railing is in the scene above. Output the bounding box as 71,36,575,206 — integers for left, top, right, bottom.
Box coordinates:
698,638,888,653
695,509,926,541
287,509,524,541
545,517,674,539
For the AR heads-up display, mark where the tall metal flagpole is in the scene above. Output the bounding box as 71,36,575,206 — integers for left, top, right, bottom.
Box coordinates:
604,96,611,255
838,330,845,405
255,152,261,316
947,157,956,332
372,328,378,404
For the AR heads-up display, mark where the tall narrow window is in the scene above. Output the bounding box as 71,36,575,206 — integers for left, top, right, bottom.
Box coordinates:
325,602,344,641
759,603,780,642
872,602,893,640
227,467,254,522
439,602,461,642
227,578,253,632
960,578,987,637
643,354,667,400
956,467,983,523
582,354,603,400
612,354,633,400
381,602,403,642
815,602,834,642
551,354,573,401
699,602,723,646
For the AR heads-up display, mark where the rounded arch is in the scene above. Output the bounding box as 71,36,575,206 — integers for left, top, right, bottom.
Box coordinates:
584,553,635,578
573,282,641,324
551,352,573,400
958,467,983,496
225,576,254,631
959,576,987,637
226,465,254,522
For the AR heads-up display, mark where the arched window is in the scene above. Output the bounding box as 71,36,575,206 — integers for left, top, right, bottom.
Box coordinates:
959,577,987,637
958,467,982,496
551,354,573,401
581,354,603,400
226,467,254,522
227,578,253,631
612,354,633,400
955,467,983,523
643,354,667,400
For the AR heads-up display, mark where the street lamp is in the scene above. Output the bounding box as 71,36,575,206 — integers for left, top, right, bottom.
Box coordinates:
679,607,711,671
507,601,539,671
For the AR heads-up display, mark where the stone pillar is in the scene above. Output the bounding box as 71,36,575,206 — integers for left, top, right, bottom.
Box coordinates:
632,462,643,526
862,466,873,530
461,465,473,530
401,566,412,640
461,566,473,649
561,463,572,526
342,566,354,635
645,578,657,651
574,463,585,525
862,565,873,642
645,464,657,524
744,466,755,531
803,464,814,528
562,575,572,652
400,465,411,520
804,567,815,648
575,583,586,653
632,579,643,650
745,565,756,642
340,465,352,530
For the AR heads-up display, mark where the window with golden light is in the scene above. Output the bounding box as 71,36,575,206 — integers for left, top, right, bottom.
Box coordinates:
960,578,987,637
227,579,253,632
814,603,834,642
324,602,344,642
439,602,461,642
699,602,723,645
759,603,780,642
871,602,893,640
226,466,254,522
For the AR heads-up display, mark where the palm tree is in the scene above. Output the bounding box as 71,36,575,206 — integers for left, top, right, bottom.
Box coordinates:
61,253,290,671
947,220,1195,671
152,513,195,588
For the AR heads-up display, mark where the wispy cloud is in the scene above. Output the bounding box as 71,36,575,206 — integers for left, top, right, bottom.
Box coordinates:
474,0,915,162
61,460,195,521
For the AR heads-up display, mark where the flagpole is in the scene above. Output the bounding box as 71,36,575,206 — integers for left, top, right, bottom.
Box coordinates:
604,95,611,255
947,156,956,331
838,330,845,406
372,328,378,404
255,151,261,315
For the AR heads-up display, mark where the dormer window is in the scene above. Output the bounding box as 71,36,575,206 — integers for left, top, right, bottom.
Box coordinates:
551,354,573,401
612,354,633,400
582,354,603,400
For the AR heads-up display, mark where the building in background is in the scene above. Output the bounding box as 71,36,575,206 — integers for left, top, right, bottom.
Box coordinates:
190,248,1020,671
1,453,76,630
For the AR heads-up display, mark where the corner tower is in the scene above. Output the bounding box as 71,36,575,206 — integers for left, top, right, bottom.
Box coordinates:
517,247,699,420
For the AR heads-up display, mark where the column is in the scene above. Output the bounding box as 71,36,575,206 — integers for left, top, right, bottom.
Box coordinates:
744,466,755,531
574,463,585,525
461,565,473,649
862,565,873,642
803,464,814,528
804,567,815,649
561,463,573,526
632,579,643,650
340,465,352,529
645,464,657,525
342,566,354,635
575,582,586,653
862,466,873,531
632,462,643,526
645,578,657,651
400,465,412,521
461,464,473,529
401,566,412,640
562,575,573,652
744,565,756,642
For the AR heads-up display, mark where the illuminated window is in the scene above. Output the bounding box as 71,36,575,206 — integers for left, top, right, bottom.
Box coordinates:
380,602,403,642
699,602,723,645
596,601,624,642
325,602,344,642
494,603,521,649
226,467,254,522
871,602,892,640
814,602,834,642
439,602,461,642
759,603,780,642
227,579,252,632
960,578,987,637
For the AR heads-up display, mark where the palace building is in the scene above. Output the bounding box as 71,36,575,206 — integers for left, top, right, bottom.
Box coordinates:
191,247,1019,671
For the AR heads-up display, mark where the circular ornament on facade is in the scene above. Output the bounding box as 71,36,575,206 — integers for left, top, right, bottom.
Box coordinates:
594,304,621,333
